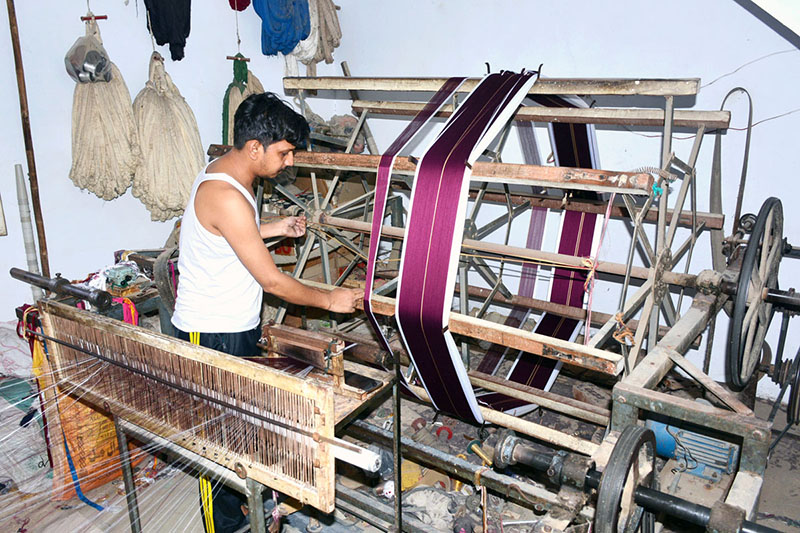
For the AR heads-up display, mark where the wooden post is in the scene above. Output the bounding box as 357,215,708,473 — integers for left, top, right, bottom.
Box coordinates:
6,0,50,277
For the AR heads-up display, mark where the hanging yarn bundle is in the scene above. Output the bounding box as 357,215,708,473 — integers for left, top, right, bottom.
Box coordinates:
253,0,310,56
68,18,141,201
144,0,191,61
222,55,264,145
132,52,204,221
285,0,341,76
310,0,341,65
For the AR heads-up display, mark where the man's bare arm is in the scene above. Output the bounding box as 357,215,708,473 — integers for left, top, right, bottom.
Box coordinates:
208,189,361,312
259,215,306,239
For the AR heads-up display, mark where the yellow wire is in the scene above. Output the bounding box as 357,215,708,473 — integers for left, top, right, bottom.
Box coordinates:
189,334,213,532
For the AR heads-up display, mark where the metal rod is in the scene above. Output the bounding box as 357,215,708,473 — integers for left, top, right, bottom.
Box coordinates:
506,438,778,533
6,0,50,277
114,417,142,533
10,268,112,310
392,357,403,532
347,421,568,512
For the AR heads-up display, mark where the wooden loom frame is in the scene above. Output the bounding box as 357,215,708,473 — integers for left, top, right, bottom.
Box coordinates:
38,300,338,514
274,74,772,527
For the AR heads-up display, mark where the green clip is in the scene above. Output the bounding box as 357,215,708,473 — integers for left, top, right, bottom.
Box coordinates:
652,183,664,197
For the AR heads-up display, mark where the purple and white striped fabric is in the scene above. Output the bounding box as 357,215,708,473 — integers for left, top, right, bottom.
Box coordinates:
364,77,466,356
478,95,601,415
395,71,538,424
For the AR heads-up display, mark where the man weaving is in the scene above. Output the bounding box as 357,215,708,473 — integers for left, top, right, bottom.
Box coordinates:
171,92,362,532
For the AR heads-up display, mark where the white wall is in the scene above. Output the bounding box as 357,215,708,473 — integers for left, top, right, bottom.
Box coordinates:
2,0,798,400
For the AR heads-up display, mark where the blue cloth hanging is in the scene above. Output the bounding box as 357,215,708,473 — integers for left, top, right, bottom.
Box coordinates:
253,0,310,56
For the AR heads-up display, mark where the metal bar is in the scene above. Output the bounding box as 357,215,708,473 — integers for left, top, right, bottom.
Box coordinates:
284,76,701,96
320,110,368,210
114,417,142,533
467,256,513,300
341,61,380,155
593,280,654,349
459,261,471,368
117,419,247,493
336,484,431,533
351,100,730,128
474,201,531,240
347,421,566,510
274,233,316,324
392,358,403,533
294,152,654,194
330,189,374,216
6,0,50,277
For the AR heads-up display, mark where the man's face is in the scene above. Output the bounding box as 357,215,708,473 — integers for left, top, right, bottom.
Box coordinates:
258,140,296,178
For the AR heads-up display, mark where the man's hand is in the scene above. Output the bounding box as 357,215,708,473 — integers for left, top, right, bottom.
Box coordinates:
327,287,364,313
281,215,306,238
261,215,307,239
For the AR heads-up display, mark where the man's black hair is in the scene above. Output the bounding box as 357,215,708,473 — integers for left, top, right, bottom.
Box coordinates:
233,92,310,150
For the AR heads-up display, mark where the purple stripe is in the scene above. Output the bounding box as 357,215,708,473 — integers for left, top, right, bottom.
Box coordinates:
364,77,466,354
397,72,536,422
477,120,546,375
480,109,599,412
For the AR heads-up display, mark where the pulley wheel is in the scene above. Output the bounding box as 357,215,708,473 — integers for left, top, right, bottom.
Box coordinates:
727,198,784,390
788,355,800,426
596,426,657,533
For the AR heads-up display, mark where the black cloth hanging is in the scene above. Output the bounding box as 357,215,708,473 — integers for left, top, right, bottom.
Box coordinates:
144,0,192,61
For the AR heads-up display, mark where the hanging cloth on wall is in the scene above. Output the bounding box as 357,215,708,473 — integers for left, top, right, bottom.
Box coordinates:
132,52,205,221
284,0,341,76
228,0,251,10
144,0,192,61
222,55,264,144
253,0,310,56
68,18,141,201
395,71,539,424
478,95,601,416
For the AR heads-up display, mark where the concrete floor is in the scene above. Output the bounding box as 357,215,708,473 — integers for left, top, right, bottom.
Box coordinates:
1,399,797,532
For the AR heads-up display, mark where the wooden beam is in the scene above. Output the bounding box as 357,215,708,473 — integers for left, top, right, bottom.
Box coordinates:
293,151,654,195
331,330,611,426
284,77,700,97
206,143,723,230
352,100,730,129
301,279,623,375
320,214,699,288
463,285,701,349
468,191,725,230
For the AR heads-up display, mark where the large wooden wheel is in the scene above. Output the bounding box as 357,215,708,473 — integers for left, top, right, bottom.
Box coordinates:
727,197,784,390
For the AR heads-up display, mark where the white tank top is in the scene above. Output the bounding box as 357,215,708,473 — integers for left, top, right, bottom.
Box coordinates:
171,169,262,333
